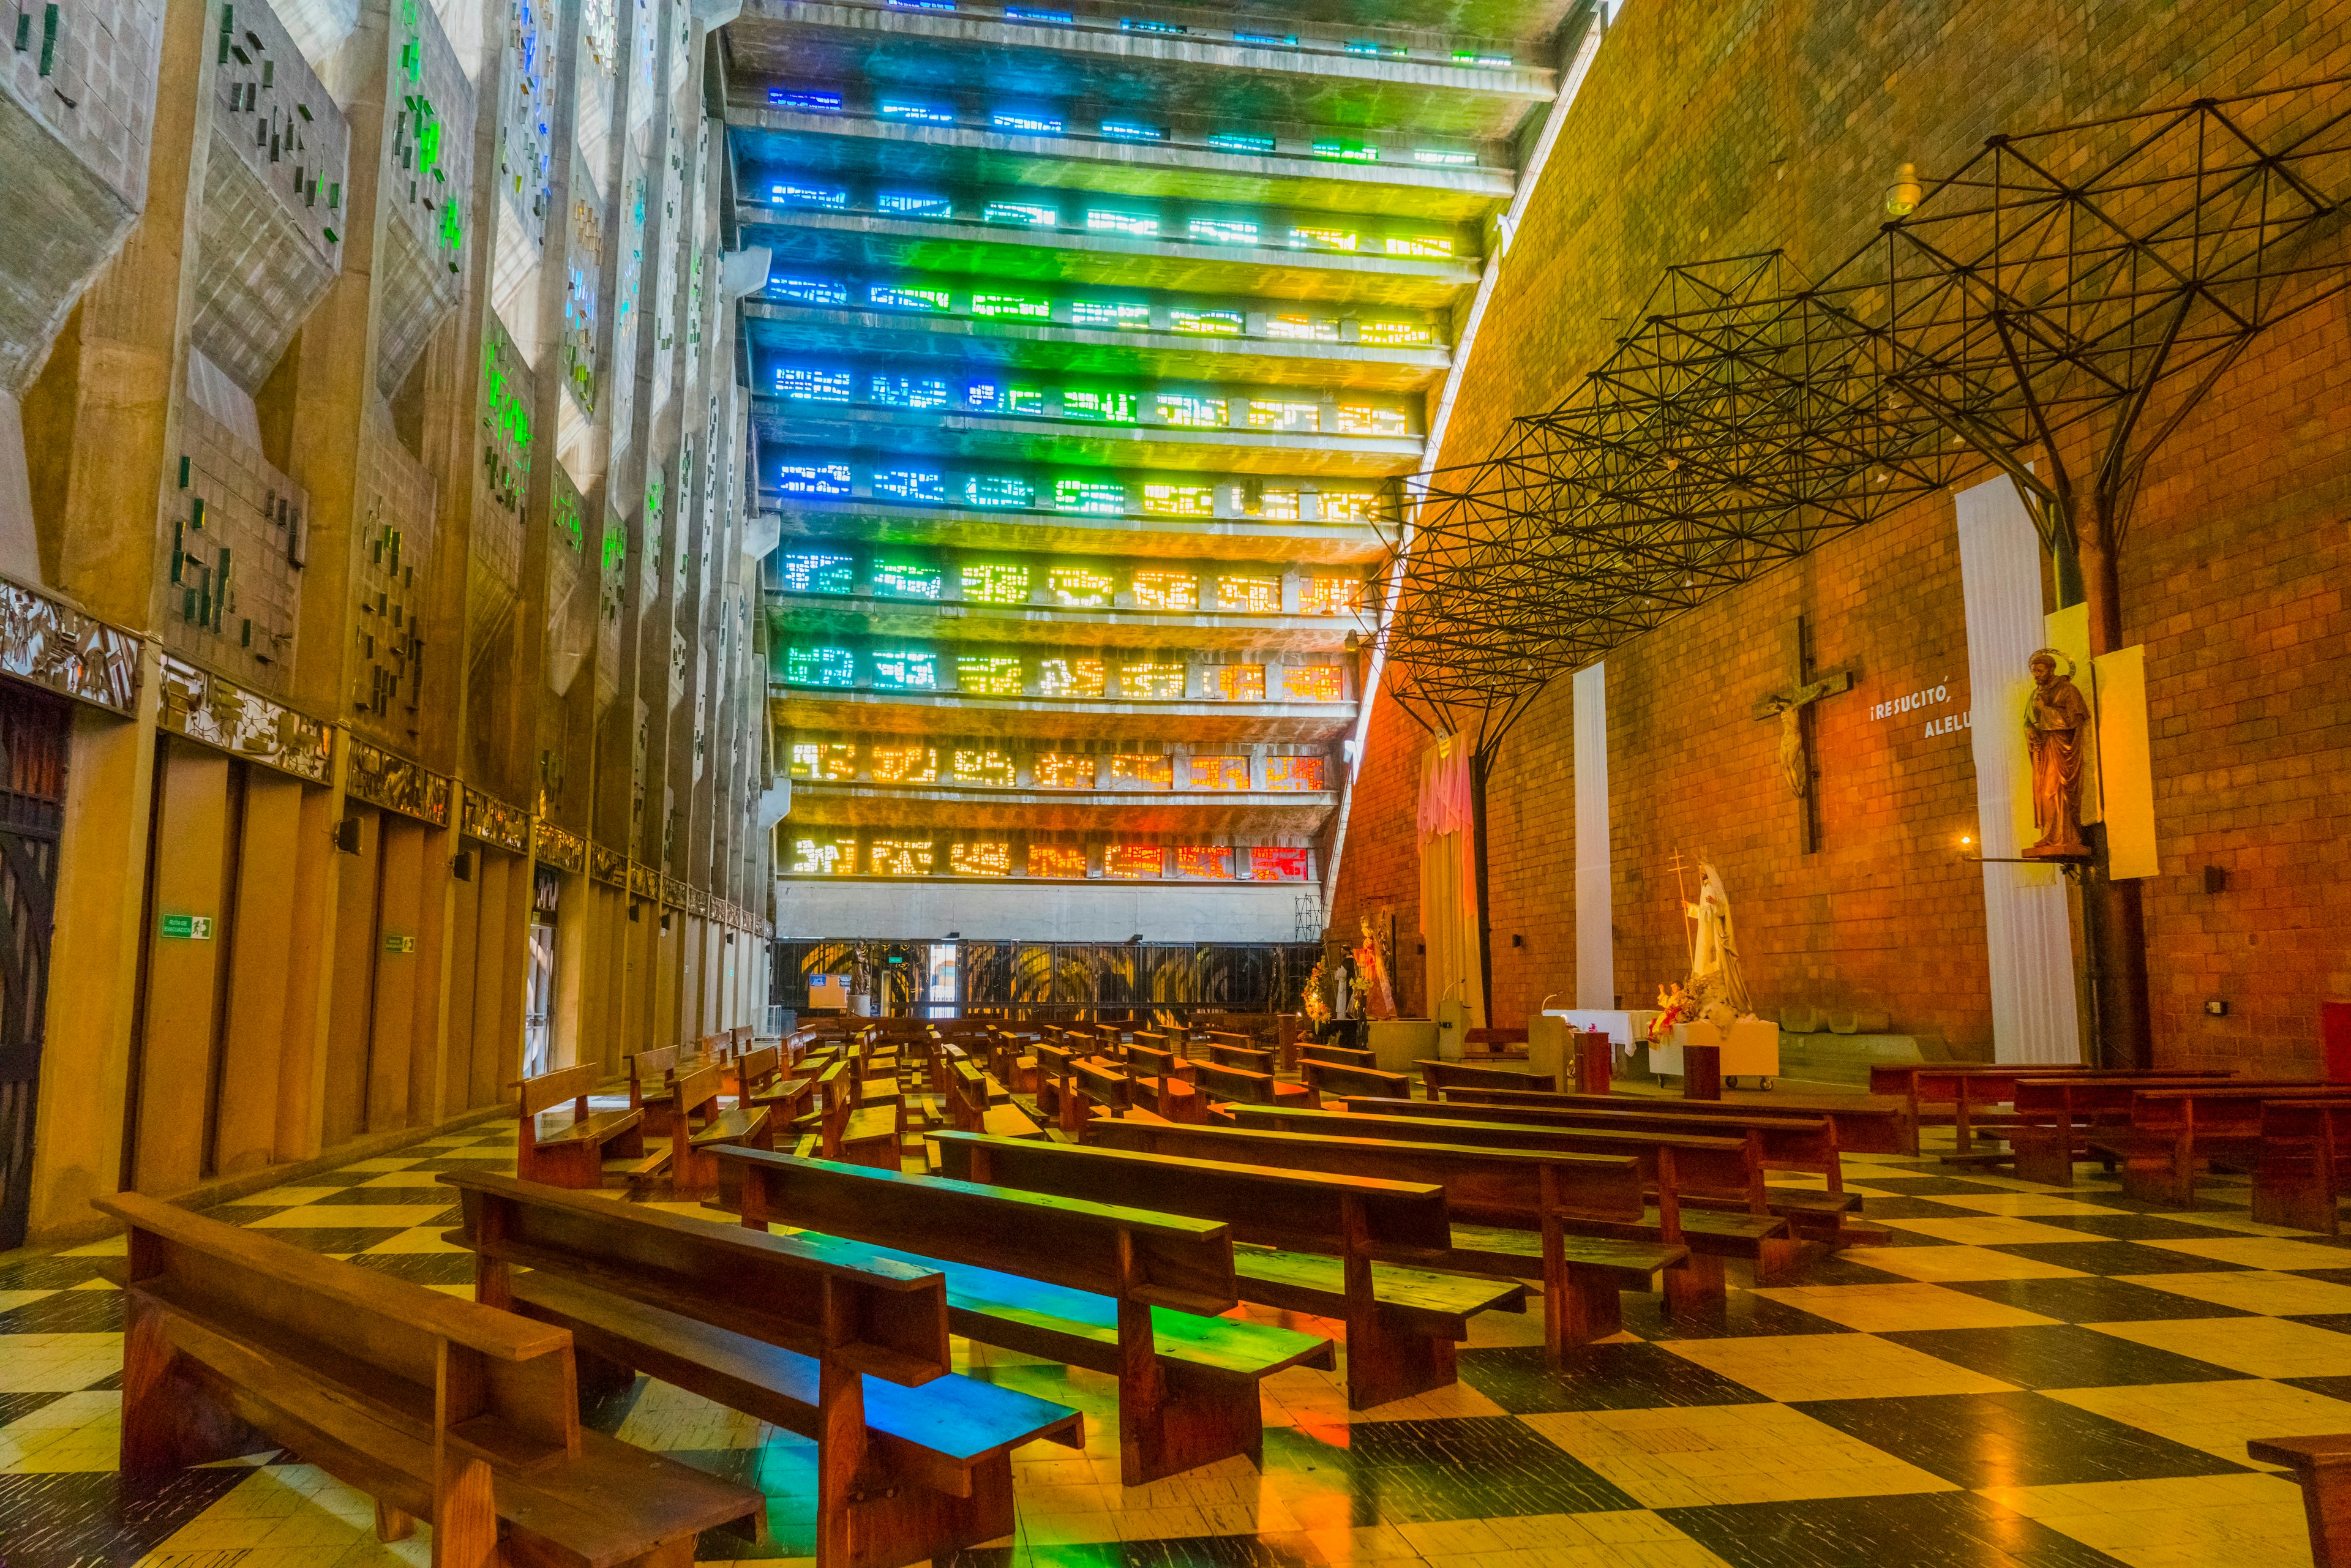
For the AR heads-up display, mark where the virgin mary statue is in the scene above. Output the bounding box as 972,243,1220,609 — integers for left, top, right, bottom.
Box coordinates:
1686,862,1750,1013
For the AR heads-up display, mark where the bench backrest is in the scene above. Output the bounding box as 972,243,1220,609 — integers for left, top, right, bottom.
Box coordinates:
929,1130,1454,1258
2128,1084,2341,1133
1194,1060,1278,1104
1466,1027,1529,1046
1209,1042,1274,1070
1071,1056,1132,1113
1223,1103,1760,1207
716,1147,1238,1316
2012,1075,2294,1119
99,1189,580,1465
1872,1063,2235,1101
519,1062,600,1121
1302,1059,1411,1100
627,1043,691,1108
1423,1060,1561,1096
1418,1092,1839,1172
1123,1040,1183,1078
2260,1099,2351,1150
440,1169,951,1385
1082,1119,1646,1230
1300,1042,1376,1068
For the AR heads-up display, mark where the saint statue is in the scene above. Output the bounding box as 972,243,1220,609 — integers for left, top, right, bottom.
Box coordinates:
2022,648,2091,860
1684,861,1751,1013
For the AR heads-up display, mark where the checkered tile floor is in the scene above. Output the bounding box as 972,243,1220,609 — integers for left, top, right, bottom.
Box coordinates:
2,1107,2343,1567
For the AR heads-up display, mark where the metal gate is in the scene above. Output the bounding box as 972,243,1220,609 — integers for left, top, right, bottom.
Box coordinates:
0,686,69,1251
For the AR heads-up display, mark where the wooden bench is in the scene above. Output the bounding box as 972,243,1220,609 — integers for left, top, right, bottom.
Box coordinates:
1422,1059,1561,1097
1194,1059,1316,1108
789,1058,903,1171
946,1056,1044,1140
1208,1041,1277,1073
1082,1118,1684,1353
515,1062,647,1188
1112,1041,1203,1122
2254,1100,2351,1233
2250,1433,2351,1568
741,1045,822,1124
1869,1064,2237,1155
1300,1041,1378,1070
2087,1084,2345,1207
99,1190,763,1568
625,1042,701,1109
1447,1083,1915,1158
1999,1075,2308,1185
1463,1026,1529,1059
1369,1093,1875,1245
1222,1103,1795,1297
440,1171,1080,1568
714,1147,1335,1486
1301,1058,1414,1101
930,1130,1528,1409
1277,1012,1303,1070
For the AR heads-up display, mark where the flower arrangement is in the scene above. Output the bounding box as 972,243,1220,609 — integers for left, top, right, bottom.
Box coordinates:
1649,983,1695,1041
1302,958,1332,1024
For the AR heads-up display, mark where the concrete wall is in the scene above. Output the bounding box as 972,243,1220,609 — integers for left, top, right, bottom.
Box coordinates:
1334,0,2351,1069
778,878,1308,943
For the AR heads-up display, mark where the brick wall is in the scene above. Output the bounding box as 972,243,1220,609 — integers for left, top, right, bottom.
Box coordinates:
1332,0,2351,1067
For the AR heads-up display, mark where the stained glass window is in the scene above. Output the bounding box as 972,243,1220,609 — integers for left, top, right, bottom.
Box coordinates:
1360,320,1436,347
1283,666,1343,702
1266,315,1336,342
1251,847,1310,880
983,201,1057,226
869,283,951,311
1049,568,1114,607
1207,130,1273,153
1037,658,1104,697
972,293,1051,318
774,276,848,306
951,842,1011,876
956,655,1026,695
1243,486,1299,520
871,375,952,409
872,649,937,689
1132,569,1197,610
961,564,1030,603
1300,577,1363,615
1029,844,1087,877
770,89,841,110
879,100,955,123
1072,301,1151,329
1265,755,1327,790
786,646,856,686
773,182,847,208
873,469,945,504
1054,479,1124,514
1289,226,1358,252
1141,483,1212,516
1213,666,1264,700
1101,119,1164,140
950,748,1015,786
1412,149,1476,167
992,110,1063,134
1248,400,1319,432
779,463,852,497
1187,217,1257,246
869,839,934,875
1087,209,1158,236
1311,140,1378,163
1177,847,1233,879
874,560,943,598
964,475,1035,509
1062,389,1139,423
1034,752,1095,787
871,743,937,782
779,552,853,594
1217,576,1281,612
791,836,856,874
1105,844,1163,877
1158,394,1227,427
778,367,851,402
1338,403,1409,436
1169,309,1242,336
789,742,857,779
1110,753,1174,789
1321,490,1385,522
876,195,953,219
1121,662,1186,699
1190,754,1250,789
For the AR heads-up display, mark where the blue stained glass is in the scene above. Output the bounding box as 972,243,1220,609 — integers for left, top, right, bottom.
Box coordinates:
770,89,841,110
773,276,848,306
880,100,957,124
874,469,946,504
1234,30,1295,45
878,193,953,217
777,367,852,402
873,650,937,689
1100,120,1164,140
992,111,1063,135
1206,131,1274,154
869,283,951,312
1120,17,1183,32
1004,5,1071,19
784,646,856,686
772,182,847,209
983,201,1057,226
869,375,951,410
778,464,852,497
964,475,1035,509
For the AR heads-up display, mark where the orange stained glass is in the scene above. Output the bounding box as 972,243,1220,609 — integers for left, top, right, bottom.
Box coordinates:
1251,847,1310,880
1177,847,1232,879
1217,576,1281,612
1214,665,1265,701
1034,752,1096,788
869,744,938,784
1299,577,1363,615
1190,755,1250,790
1283,665,1343,702
1121,662,1187,699
1105,844,1164,879
1037,657,1105,697
1265,755,1328,791
1029,844,1088,878
950,748,1016,786
1109,754,1174,790
790,836,856,875
1132,569,1198,610
868,839,934,876
951,842,1011,876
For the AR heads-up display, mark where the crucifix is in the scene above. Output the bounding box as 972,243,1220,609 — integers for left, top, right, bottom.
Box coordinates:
1752,615,1854,854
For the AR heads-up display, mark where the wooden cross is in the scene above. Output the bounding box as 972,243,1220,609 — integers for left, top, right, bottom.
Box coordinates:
1752,615,1854,854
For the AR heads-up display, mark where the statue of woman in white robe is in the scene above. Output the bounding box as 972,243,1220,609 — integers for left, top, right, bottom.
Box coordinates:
1685,861,1751,1013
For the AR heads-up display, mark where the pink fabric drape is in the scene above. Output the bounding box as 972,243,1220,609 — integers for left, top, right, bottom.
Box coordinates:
1418,734,1474,844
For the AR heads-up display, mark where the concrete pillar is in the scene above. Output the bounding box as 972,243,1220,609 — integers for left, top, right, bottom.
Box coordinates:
552,871,590,1069
366,817,426,1131
215,771,304,1176
131,742,231,1195
276,775,343,1161
322,806,381,1146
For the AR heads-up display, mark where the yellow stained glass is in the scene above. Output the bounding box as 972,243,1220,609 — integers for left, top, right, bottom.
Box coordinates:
962,563,1032,603
1213,666,1265,701
1217,576,1281,612
951,748,1015,786
1105,844,1163,878
1265,755,1329,790
1049,567,1115,607
870,744,937,783
1133,570,1198,610
956,656,1026,696
1121,662,1186,699
1283,666,1343,702
1034,752,1096,788
951,842,1011,876
1038,658,1105,697
1177,846,1232,879
1299,578,1363,615
1190,755,1250,790
790,836,856,875
1109,754,1174,790
1029,844,1087,878
869,839,934,876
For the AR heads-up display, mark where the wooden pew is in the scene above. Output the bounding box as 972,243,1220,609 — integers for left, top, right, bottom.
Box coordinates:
1277,1012,1303,1070
99,1190,763,1568
1352,1093,1872,1244
625,1042,699,1109
929,1131,1527,1408
740,1045,820,1124
1301,1058,1414,1102
514,1062,647,1188
639,1059,772,1199
1870,1063,2237,1154
1221,1103,1794,1296
2254,1100,2351,1233
2249,1433,2351,1568
1082,1118,1685,1351
2088,1084,2346,1207
1300,1041,1378,1070
441,1170,1081,1568
2002,1075,2309,1186
714,1147,1336,1486
1194,1059,1315,1109
1422,1059,1561,1097
1464,1026,1529,1059
1070,1056,1147,1123
1208,1041,1277,1073
946,1056,1044,1140
1440,1083,1915,1159
1113,1041,1202,1122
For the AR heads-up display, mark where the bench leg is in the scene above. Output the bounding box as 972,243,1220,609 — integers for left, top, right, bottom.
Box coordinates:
1755,1237,1817,1286
2120,1147,2195,1209
2253,1168,2339,1235
374,1501,415,1542
2009,1127,2076,1187
1116,1298,1272,1485
120,1295,266,1479
1661,1253,1727,1316
1545,1267,1623,1360
433,1440,502,1568
838,1449,1015,1568
2292,1458,2351,1568
1343,1308,1457,1411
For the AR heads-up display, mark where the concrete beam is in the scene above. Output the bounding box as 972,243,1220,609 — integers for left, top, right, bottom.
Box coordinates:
773,688,1358,743
772,498,1387,565
786,781,1336,835
766,592,1355,653
774,875,1310,943
735,208,1480,306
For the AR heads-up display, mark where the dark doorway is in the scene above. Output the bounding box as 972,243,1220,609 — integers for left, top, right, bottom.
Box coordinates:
0,684,70,1250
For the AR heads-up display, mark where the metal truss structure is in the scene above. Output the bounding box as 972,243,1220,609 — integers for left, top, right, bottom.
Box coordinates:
1379,78,2351,740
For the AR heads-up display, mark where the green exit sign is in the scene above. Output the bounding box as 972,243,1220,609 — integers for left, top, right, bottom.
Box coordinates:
384,933,416,953
160,913,214,940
